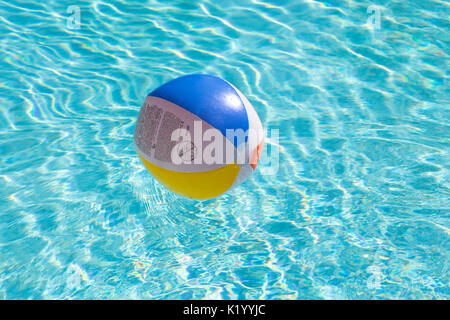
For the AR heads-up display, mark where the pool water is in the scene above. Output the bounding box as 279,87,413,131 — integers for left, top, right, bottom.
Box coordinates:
0,0,448,299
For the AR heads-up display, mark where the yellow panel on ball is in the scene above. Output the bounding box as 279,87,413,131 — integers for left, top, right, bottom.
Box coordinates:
138,155,240,200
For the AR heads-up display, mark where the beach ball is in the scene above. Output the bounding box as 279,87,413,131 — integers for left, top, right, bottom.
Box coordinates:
134,74,263,200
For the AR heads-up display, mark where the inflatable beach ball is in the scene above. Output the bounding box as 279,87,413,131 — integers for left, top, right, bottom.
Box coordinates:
134,74,263,200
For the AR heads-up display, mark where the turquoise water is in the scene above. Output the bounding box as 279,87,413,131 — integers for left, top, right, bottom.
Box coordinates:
0,0,449,299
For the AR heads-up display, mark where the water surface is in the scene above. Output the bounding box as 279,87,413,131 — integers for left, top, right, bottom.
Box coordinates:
0,0,448,299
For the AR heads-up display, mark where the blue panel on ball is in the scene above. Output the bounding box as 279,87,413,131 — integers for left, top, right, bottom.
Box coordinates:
149,74,249,147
